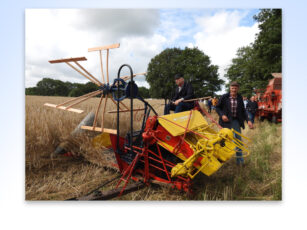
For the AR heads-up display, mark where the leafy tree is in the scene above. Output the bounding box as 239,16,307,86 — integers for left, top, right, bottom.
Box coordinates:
225,9,281,94
146,47,223,102
68,87,83,97
64,81,78,93
226,46,263,97
25,78,99,97
253,9,282,77
82,82,99,94
25,87,39,95
35,78,69,96
138,86,150,98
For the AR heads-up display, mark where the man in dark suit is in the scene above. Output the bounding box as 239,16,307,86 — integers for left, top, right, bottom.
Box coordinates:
216,81,253,165
164,73,194,115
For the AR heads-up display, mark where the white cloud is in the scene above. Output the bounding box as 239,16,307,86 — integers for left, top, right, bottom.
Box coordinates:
25,9,259,94
193,10,259,88
25,9,162,88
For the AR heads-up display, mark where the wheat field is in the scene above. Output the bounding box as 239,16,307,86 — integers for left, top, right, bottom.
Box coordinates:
25,95,282,200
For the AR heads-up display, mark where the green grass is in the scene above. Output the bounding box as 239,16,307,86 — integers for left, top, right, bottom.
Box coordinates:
187,120,282,200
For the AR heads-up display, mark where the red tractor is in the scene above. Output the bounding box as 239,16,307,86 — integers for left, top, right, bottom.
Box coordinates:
255,73,282,123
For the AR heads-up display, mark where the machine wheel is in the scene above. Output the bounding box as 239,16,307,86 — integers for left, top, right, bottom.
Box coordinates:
259,116,265,122
111,78,127,101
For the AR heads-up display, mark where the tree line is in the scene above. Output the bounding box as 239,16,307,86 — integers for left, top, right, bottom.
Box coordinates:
26,78,151,98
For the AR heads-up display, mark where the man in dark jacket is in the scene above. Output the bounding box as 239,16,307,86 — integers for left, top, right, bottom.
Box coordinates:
207,99,212,113
216,81,253,165
164,73,194,115
246,96,258,124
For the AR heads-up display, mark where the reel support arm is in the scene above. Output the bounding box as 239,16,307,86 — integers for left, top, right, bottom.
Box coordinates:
171,128,250,179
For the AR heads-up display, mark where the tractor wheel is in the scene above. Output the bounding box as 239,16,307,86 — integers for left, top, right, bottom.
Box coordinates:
272,116,277,124
259,116,265,122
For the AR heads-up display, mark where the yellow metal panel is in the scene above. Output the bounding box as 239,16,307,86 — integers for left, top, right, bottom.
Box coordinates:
158,113,249,178
199,156,222,176
157,140,221,177
156,141,187,161
158,110,208,136
214,142,236,162
92,133,112,148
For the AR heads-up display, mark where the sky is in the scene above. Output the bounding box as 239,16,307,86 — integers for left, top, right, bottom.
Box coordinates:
25,9,260,92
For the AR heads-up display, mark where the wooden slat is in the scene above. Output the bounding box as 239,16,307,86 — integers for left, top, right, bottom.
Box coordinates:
65,62,101,86
56,90,102,108
93,94,104,130
184,96,211,102
101,96,108,130
44,103,83,114
66,90,102,109
99,50,105,84
74,61,103,86
106,49,109,83
81,126,117,135
88,43,120,52
120,72,146,81
119,101,129,110
109,97,124,111
49,57,87,64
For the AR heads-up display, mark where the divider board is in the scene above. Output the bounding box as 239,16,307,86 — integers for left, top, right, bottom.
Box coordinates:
44,103,84,114
120,72,146,81
88,43,120,52
81,126,117,135
49,57,87,63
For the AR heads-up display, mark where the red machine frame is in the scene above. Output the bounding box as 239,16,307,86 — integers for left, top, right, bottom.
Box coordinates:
255,73,282,123
109,106,218,196
107,63,221,196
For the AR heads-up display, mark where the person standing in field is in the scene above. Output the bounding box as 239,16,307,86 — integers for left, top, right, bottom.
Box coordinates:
164,73,195,115
216,81,253,165
243,96,248,108
207,98,212,113
246,96,258,124
212,97,218,110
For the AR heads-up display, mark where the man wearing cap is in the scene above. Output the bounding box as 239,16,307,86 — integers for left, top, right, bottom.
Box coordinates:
164,73,194,115
216,81,253,165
